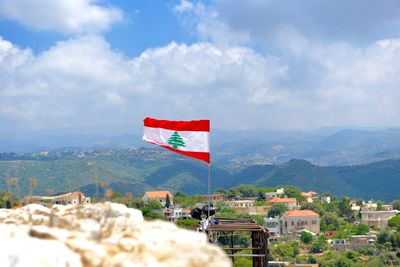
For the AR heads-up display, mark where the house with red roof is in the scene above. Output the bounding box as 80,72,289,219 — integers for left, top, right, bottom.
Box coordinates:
284,209,320,235
142,191,174,206
266,197,298,210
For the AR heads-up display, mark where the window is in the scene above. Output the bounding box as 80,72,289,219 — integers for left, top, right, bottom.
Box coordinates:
291,221,294,226
312,220,317,225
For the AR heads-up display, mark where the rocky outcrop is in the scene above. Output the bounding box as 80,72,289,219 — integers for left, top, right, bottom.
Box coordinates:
0,203,231,267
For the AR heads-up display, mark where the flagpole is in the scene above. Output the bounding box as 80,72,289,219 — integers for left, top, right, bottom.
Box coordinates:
208,163,211,218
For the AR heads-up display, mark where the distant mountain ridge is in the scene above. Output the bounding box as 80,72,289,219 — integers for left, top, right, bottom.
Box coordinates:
1,149,400,201
3,128,400,166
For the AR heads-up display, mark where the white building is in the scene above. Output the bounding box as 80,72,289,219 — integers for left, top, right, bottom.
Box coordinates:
360,209,398,228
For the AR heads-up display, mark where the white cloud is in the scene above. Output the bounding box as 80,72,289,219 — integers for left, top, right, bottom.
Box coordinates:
0,0,123,34
1,33,400,133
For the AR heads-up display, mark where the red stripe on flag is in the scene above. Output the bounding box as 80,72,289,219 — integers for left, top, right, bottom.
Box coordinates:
144,117,210,132
145,140,210,163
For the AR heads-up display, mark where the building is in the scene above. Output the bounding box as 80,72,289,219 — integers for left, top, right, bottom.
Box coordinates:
320,196,331,204
301,191,318,203
360,209,398,228
264,217,283,240
267,198,298,210
348,235,376,250
165,208,191,221
248,205,270,216
332,239,347,251
226,200,255,213
283,210,320,235
30,191,91,205
201,194,225,202
265,188,285,200
143,191,174,206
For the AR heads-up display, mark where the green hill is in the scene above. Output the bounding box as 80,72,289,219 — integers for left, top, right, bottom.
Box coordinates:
1,149,400,201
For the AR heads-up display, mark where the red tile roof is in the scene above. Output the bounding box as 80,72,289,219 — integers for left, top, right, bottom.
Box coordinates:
267,197,297,204
144,191,173,199
285,210,319,217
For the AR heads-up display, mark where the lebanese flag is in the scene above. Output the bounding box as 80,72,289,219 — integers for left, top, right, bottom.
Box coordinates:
143,117,210,164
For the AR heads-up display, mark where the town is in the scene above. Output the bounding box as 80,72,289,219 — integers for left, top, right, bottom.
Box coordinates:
3,183,399,267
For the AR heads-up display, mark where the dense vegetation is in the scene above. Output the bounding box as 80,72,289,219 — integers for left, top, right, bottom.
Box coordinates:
2,148,400,202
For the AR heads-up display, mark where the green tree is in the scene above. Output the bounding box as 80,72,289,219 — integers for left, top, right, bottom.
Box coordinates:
377,229,391,244
165,193,171,208
148,199,163,210
320,212,340,231
175,191,186,198
317,251,354,267
167,131,185,149
176,218,198,230
267,204,287,218
388,215,400,229
300,231,313,244
352,223,369,235
338,197,353,221
310,236,328,253
392,200,400,211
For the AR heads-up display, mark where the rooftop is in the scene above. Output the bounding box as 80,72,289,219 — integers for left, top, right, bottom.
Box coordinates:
267,198,297,204
144,191,173,199
285,210,319,217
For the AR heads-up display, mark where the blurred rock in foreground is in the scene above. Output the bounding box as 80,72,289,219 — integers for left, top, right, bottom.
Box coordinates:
0,203,231,267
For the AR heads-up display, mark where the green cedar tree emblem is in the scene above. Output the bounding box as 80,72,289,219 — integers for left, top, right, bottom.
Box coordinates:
167,131,186,149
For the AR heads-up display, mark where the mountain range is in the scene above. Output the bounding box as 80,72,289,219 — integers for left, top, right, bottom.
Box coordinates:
0,148,400,202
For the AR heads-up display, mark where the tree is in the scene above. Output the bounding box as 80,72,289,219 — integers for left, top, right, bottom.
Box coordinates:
300,231,313,244
148,199,163,210
175,191,186,198
309,236,327,253
320,212,340,231
352,223,369,235
377,229,391,244
392,200,400,211
267,204,287,218
165,193,171,208
317,251,354,267
388,215,400,229
167,131,185,149
338,197,353,220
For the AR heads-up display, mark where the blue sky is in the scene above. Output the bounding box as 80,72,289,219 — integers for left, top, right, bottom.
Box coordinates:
0,0,400,135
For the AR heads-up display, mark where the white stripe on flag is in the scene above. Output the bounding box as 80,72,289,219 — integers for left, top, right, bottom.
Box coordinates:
143,126,209,152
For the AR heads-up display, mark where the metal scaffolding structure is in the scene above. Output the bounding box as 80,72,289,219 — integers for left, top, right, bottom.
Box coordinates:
206,218,269,267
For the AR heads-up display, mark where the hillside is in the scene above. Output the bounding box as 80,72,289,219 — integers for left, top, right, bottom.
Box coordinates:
1,149,400,201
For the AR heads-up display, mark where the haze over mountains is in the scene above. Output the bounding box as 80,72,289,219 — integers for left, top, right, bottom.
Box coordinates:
1,128,400,201
2,128,400,166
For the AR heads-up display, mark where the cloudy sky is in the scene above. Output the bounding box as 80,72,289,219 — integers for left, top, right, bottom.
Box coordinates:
0,0,400,135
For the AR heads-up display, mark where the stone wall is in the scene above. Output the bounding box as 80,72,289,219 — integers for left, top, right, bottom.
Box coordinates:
0,202,231,267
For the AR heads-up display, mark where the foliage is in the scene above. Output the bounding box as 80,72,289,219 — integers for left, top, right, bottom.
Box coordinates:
338,197,353,221
351,223,369,235
309,235,328,253
300,231,313,244
140,207,163,219
320,212,340,231
233,257,252,267
269,241,300,261
175,191,186,198
267,204,287,218
282,185,304,201
0,192,20,208
317,251,354,267
377,229,391,244
147,199,164,210
301,202,325,215
358,247,374,256
392,200,400,211
165,194,171,208
175,218,198,230
388,215,400,229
